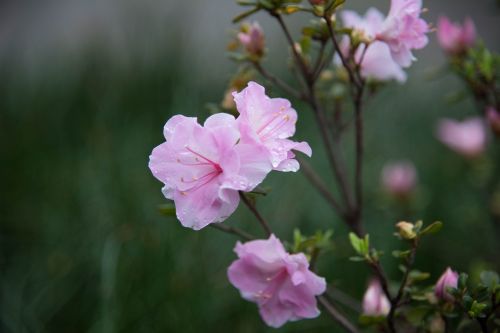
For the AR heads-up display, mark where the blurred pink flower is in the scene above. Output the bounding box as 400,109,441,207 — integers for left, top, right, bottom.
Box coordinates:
149,114,272,230
486,106,500,136
435,267,459,301
341,9,407,82
238,22,265,56
437,16,476,54
381,161,417,197
233,82,312,172
437,117,487,158
362,279,391,316
377,0,429,67
227,235,326,328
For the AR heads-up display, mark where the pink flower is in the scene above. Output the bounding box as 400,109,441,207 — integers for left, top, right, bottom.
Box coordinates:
362,279,391,316
238,22,265,57
149,114,272,230
377,0,429,67
233,82,312,172
437,16,476,55
486,106,500,136
435,267,459,301
227,235,326,328
381,161,417,197
436,117,487,158
341,9,407,83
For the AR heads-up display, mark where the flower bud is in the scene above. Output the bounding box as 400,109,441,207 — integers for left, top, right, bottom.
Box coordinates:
309,0,326,5
486,106,500,136
437,16,476,55
238,22,265,58
396,221,417,240
434,267,459,301
362,279,391,316
381,161,417,198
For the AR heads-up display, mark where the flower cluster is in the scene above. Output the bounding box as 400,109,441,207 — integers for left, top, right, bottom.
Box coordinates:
228,235,326,327
149,81,311,230
340,0,429,83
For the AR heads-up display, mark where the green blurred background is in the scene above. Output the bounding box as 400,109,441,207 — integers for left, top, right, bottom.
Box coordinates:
1,1,499,332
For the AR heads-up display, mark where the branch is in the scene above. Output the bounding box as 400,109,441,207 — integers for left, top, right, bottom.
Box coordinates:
318,295,362,333
323,14,361,90
251,61,305,101
209,224,255,241
239,192,272,236
298,156,346,219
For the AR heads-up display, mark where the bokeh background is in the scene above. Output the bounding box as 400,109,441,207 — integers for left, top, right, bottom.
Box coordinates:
1,0,499,332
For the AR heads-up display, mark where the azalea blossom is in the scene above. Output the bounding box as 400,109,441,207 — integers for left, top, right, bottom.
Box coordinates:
436,117,487,158
233,82,312,172
340,9,407,82
227,235,326,328
362,279,391,316
435,267,459,301
381,161,417,197
437,16,476,55
149,114,272,230
377,0,429,67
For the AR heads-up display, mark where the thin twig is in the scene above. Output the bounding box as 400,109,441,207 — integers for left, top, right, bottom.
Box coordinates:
239,192,272,236
252,61,305,100
318,295,362,333
324,15,361,90
209,224,255,241
298,156,346,218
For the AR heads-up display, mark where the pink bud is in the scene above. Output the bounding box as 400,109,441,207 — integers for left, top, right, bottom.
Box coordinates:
434,267,459,301
436,117,487,158
238,22,265,57
309,0,326,5
381,161,417,198
486,106,500,136
362,280,391,316
437,16,476,55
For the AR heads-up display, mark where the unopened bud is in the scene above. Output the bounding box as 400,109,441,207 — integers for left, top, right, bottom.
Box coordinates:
238,22,265,58
434,267,459,301
362,279,391,316
396,221,417,239
309,0,326,5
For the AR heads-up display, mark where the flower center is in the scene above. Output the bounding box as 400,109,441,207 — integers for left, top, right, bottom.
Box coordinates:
176,146,223,195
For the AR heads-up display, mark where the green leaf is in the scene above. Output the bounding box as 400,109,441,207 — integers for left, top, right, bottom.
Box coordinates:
258,0,275,9
392,250,411,259
420,221,443,236
349,232,362,254
480,271,499,291
232,7,260,23
349,256,366,262
409,270,430,282
459,273,469,289
158,203,176,217
469,300,488,318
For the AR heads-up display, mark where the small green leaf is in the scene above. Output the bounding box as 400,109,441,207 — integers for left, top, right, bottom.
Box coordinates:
409,270,430,282
392,250,411,259
480,271,499,292
459,273,469,289
420,221,443,236
349,232,362,254
232,7,260,23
